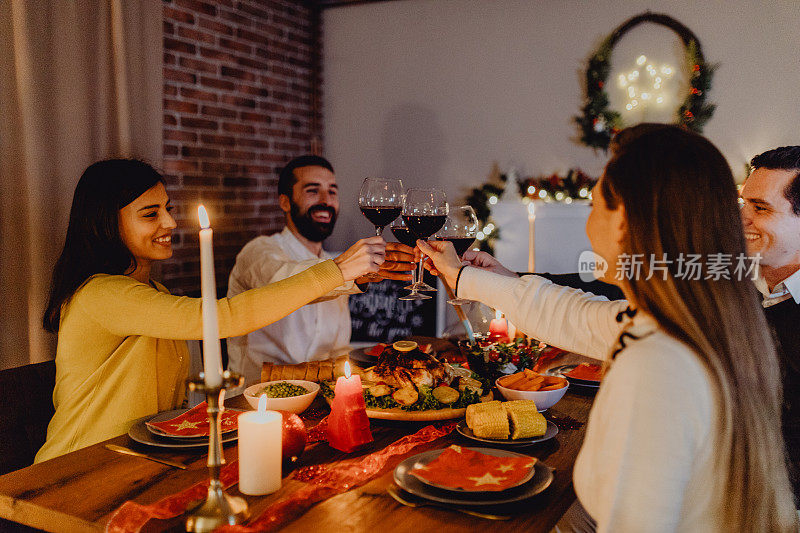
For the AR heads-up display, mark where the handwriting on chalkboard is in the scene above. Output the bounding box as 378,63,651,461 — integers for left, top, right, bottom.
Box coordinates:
349,279,437,342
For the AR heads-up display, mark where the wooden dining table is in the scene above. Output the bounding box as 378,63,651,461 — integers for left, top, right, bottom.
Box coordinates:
0,350,596,533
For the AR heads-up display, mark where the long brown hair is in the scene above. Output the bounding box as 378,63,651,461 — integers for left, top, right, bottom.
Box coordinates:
602,126,797,531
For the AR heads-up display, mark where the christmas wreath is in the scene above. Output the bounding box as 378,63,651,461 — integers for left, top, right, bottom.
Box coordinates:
575,12,717,151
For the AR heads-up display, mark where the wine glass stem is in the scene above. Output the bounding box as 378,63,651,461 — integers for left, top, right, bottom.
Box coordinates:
375,226,383,236
417,255,426,285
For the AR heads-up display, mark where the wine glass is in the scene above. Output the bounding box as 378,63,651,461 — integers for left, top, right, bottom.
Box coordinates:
433,205,479,305
402,188,448,298
358,178,404,236
390,216,430,300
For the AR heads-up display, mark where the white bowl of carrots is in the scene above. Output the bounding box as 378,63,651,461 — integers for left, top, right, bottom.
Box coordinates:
495,369,569,411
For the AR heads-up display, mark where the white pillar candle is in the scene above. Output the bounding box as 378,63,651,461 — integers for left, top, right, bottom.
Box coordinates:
238,395,282,495
527,201,536,272
198,205,223,389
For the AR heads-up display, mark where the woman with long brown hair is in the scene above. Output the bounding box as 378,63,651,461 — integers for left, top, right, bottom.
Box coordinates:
420,126,797,531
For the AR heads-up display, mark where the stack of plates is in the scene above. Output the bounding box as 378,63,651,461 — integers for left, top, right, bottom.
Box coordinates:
127,409,241,449
393,447,553,506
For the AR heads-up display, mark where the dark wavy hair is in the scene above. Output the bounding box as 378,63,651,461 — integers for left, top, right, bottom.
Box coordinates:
43,159,165,332
750,145,800,215
277,155,334,197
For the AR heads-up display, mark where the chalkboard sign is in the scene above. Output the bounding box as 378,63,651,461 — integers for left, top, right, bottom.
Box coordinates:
349,275,438,342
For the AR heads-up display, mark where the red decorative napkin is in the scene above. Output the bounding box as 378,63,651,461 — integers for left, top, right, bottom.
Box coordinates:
145,402,238,437
365,343,388,357
566,363,603,381
410,445,536,491
532,346,568,372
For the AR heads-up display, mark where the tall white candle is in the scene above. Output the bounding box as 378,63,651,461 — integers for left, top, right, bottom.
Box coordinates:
198,205,223,388
238,395,282,495
527,201,536,272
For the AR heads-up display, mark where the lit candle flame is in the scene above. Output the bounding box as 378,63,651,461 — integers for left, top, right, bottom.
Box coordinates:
344,360,351,379
198,205,210,229
258,393,267,413
495,309,503,320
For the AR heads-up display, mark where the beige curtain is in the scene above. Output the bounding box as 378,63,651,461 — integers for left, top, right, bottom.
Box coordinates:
0,0,163,369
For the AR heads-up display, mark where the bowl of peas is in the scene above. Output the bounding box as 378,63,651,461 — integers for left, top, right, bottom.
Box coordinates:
243,379,320,413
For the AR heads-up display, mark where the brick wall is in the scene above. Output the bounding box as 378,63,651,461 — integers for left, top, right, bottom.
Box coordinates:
162,0,321,295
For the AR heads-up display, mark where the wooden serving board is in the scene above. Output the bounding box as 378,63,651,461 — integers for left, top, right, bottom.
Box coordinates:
324,397,466,421
364,406,466,421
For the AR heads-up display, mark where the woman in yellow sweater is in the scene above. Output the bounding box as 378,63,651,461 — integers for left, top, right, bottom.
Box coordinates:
36,159,388,462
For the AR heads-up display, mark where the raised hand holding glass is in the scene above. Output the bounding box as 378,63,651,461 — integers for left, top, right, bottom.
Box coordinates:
402,188,448,299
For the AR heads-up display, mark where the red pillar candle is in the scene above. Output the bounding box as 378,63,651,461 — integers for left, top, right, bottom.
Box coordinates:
488,310,510,342
327,361,373,452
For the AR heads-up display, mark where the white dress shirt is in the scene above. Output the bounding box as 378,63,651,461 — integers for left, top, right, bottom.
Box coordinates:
754,268,800,308
459,268,722,533
227,227,360,384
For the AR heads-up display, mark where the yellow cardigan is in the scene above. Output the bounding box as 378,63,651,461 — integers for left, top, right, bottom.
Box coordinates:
35,260,344,462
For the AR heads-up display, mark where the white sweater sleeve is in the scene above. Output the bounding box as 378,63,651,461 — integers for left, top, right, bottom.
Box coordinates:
458,268,629,360
574,336,714,532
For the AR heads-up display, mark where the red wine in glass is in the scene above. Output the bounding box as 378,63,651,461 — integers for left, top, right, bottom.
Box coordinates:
360,206,402,231
402,214,447,239
391,225,417,247
442,237,476,255
358,178,403,236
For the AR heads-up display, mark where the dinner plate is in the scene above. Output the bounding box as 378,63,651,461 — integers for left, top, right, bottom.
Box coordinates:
129,410,239,449
546,364,601,388
394,447,554,505
409,449,537,493
348,347,375,365
456,419,559,446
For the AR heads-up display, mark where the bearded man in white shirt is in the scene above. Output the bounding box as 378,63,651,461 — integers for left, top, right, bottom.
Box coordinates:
227,155,412,384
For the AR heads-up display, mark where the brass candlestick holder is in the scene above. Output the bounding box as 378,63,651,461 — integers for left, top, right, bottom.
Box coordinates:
185,371,249,533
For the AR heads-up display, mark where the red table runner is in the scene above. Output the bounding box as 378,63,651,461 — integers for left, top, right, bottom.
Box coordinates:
105,419,456,533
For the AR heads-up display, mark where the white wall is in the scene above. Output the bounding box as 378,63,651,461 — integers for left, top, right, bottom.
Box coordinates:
322,0,800,251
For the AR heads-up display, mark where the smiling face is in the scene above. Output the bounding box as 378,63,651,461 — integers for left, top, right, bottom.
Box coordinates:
118,182,176,281
280,165,339,242
740,167,800,286
585,176,627,284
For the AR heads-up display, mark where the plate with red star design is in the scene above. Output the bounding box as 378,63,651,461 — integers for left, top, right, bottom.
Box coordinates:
394,446,554,505
146,403,242,439
127,409,241,449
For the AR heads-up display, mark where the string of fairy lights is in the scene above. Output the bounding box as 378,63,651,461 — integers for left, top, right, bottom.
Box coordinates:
619,55,675,111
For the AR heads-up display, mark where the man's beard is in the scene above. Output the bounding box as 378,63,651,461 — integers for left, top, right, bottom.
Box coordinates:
290,201,337,242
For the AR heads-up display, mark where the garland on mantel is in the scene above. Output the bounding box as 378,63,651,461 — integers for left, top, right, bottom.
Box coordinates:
517,169,597,203
464,165,597,255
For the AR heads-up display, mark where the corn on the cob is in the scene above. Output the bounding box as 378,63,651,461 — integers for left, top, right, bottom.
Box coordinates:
502,399,539,412
466,400,502,428
470,409,510,439
504,401,547,438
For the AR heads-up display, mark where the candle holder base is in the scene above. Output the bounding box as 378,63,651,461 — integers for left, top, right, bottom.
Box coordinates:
184,371,248,531
185,480,249,533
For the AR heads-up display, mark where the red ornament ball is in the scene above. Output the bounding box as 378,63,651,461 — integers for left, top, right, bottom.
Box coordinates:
277,410,308,464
